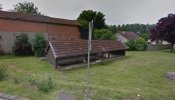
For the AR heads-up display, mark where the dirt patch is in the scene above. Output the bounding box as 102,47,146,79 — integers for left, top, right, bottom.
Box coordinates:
57,91,74,100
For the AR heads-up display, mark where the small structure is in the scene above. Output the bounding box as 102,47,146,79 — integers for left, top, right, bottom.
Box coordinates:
116,31,140,43
46,40,128,69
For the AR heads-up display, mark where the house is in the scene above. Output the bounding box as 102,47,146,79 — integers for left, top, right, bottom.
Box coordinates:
116,31,140,43
147,40,172,50
46,40,128,69
0,10,81,54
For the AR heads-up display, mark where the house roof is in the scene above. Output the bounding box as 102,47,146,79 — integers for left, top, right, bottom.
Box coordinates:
0,10,79,26
119,31,139,40
47,40,128,59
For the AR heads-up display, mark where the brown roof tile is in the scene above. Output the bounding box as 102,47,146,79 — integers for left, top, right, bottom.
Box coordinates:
47,40,128,58
0,10,79,26
119,31,139,40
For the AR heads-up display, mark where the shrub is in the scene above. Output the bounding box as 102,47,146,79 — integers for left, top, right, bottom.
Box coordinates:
32,33,47,57
37,80,50,92
125,37,147,51
47,77,54,89
37,77,54,93
0,65,7,81
28,74,36,85
125,40,135,51
135,37,148,51
14,77,19,84
13,33,33,56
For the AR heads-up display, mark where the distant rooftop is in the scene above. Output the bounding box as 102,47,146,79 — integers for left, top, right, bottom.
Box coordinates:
119,31,139,40
0,10,79,26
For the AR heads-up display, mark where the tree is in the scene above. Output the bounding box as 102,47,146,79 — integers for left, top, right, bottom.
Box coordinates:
107,25,118,33
93,29,116,40
150,14,175,51
140,33,149,41
32,33,47,57
77,10,106,29
13,2,41,15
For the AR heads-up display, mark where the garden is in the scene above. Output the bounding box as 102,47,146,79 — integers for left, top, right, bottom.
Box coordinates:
0,50,175,100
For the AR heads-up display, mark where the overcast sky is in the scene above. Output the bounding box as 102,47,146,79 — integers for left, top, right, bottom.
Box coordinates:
1,0,175,25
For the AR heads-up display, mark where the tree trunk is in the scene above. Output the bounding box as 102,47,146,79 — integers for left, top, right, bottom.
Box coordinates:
171,43,174,52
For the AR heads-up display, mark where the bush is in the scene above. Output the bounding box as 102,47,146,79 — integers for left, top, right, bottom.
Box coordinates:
37,80,49,92
125,40,135,51
32,33,47,57
0,65,7,81
14,77,19,84
37,77,54,93
125,37,147,51
28,74,36,85
135,37,148,50
13,33,33,56
47,77,54,89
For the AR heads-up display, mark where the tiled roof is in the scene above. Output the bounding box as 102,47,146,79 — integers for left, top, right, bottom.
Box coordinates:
0,10,79,26
47,40,128,58
119,31,139,40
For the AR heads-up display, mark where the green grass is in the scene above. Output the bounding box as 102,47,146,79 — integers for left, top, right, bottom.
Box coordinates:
0,50,175,100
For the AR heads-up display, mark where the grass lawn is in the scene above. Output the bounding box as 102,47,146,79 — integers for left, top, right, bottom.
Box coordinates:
0,50,175,100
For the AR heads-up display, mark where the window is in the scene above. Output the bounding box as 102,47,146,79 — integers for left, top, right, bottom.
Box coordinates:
70,37,75,40
50,35,57,41
0,35,2,41
16,36,21,39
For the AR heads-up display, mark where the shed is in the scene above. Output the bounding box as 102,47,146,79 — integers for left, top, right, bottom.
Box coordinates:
46,40,128,69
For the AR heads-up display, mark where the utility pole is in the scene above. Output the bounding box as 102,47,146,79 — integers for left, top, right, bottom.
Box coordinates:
86,21,93,100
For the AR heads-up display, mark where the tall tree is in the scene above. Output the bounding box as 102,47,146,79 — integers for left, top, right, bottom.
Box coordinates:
150,14,175,51
13,2,41,15
107,25,118,33
77,10,106,29
93,29,116,40
116,23,153,35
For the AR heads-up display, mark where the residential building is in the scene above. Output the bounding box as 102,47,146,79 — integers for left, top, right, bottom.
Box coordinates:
116,31,140,43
